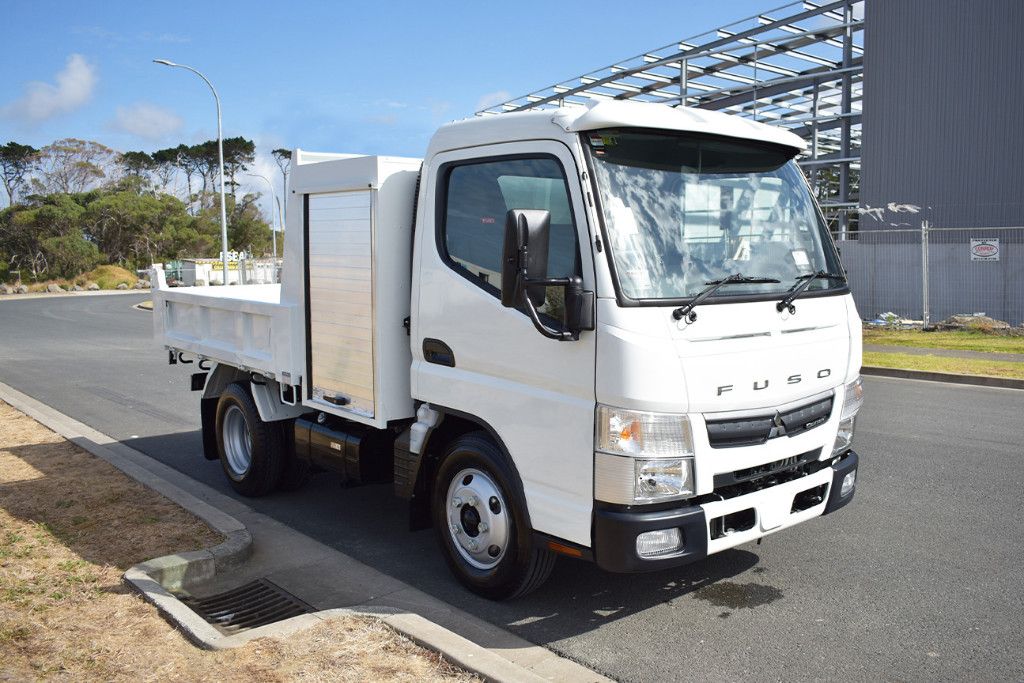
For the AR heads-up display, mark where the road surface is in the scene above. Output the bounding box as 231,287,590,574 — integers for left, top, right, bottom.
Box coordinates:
1,293,1022,681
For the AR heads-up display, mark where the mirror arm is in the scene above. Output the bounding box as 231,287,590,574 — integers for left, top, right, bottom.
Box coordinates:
516,248,576,341
521,291,577,341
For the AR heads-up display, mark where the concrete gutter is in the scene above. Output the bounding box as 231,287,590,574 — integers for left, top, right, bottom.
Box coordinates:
0,381,608,683
862,365,1024,390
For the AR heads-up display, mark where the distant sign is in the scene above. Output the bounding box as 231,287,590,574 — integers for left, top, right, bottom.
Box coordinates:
970,238,999,261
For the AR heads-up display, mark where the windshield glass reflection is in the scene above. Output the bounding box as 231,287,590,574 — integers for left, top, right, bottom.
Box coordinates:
586,130,841,301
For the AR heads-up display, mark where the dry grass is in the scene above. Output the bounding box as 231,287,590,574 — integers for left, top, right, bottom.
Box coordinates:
863,328,1024,354
84,265,138,290
18,265,139,292
863,351,1024,380
0,401,474,682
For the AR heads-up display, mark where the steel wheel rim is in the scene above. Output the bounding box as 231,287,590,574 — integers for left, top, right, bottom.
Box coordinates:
445,468,510,570
222,405,252,477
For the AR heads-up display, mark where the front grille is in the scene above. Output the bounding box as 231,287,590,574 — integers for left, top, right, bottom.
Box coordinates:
713,448,822,489
705,396,833,448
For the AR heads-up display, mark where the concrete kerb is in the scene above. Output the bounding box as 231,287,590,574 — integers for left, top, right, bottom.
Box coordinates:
0,381,607,683
0,289,147,301
862,365,1024,390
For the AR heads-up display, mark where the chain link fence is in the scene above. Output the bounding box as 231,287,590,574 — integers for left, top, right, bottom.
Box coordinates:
833,224,1024,326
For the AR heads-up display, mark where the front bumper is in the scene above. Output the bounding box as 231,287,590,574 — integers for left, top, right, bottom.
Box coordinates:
593,450,859,573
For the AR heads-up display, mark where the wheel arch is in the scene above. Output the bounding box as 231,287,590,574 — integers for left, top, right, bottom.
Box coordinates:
405,405,531,532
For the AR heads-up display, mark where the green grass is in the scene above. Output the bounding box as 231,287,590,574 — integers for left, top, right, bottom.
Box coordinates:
863,328,1024,354
864,351,1024,380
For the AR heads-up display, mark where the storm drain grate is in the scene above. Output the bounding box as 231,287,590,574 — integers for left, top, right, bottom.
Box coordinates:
180,579,313,634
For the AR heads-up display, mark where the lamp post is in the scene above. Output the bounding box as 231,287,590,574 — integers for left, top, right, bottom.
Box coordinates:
245,173,283,262
153,59,230,284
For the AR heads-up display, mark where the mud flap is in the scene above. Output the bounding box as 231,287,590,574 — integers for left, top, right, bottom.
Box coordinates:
201,397,219,460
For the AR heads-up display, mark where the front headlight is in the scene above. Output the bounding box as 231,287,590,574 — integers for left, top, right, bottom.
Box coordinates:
832,416,856,456
841,376,864,420
832,377,864,456
635,458,693,501
596,405,694,457
595,406,695,504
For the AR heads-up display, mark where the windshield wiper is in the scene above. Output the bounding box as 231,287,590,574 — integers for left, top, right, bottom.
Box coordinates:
672,273,781,322
776,270,847,314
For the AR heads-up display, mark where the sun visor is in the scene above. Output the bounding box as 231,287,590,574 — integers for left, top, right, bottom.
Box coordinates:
552,100,805,154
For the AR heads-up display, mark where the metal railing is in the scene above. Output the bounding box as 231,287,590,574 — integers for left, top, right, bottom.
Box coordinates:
832,224,1024,326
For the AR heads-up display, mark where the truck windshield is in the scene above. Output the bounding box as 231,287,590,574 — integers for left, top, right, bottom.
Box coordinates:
585,129,842,302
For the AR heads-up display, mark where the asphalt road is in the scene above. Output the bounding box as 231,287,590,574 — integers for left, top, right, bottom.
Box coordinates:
2,292,1023,681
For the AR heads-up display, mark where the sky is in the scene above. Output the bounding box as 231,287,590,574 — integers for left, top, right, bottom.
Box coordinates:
1,0,775,213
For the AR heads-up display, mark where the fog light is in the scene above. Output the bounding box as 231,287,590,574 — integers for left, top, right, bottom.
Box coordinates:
840,470,856,497
636,528,684,558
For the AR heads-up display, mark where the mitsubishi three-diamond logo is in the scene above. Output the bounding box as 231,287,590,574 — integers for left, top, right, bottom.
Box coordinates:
767,411,787,439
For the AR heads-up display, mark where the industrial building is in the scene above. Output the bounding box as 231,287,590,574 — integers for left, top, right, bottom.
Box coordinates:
481,0,1023,324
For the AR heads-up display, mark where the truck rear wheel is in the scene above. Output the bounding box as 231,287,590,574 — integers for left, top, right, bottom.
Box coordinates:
432,432,555,600
215,382,284,496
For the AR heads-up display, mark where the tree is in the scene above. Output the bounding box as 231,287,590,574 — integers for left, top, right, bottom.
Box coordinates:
32,139,116,195
118,151,157,183
152,143,208,211
41,231,104,279
0,142,39,205
0,193,88,278
204,192,272,255
150,147,180,192
222,137,256,191
83,190,201,266
271,148,291,209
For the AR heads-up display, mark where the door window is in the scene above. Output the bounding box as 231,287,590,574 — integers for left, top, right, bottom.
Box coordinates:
441,157,579,306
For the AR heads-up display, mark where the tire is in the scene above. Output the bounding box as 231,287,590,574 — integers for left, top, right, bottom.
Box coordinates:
432,432,556,600
214,382,285,496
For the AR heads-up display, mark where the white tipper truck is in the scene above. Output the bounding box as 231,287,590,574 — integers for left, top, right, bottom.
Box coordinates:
152,100,863,599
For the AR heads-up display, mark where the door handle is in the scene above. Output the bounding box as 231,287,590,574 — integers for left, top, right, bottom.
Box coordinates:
423,338,455,367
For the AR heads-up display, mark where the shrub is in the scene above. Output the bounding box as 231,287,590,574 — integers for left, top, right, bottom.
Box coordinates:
82,265,136,290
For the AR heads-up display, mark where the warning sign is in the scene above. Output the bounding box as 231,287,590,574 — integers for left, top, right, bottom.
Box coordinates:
970,239,999,262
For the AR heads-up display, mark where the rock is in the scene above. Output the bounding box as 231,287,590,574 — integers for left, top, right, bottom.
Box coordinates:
16,284,28,294
71,284,84,291
86,282,100,291
934,314,1011,332
116,283,129,290
195,279,206,287
0,284,12,295
46,284,64,293
139,279,151,288
133,281,143,289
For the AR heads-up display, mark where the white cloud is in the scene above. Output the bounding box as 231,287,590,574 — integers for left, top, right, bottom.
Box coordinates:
476,90,511,111
2,54,97,123
111,102,183,141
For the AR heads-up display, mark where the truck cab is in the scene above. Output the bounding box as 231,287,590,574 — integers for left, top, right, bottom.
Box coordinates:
409,99,860,591
154,99,862,600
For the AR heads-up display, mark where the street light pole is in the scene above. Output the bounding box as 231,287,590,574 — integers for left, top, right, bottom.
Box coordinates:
153,59,230,284
245,173,282,261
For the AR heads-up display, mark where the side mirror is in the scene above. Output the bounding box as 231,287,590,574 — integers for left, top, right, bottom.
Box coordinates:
501,209,550,308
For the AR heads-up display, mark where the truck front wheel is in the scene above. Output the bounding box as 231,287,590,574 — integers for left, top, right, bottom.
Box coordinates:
215,382,284,496
432,432,555,600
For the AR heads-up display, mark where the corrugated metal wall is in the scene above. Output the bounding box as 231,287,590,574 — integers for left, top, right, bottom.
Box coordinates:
860,0,1024,231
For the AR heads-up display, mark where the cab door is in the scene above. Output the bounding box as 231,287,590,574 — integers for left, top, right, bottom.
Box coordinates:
412,141,597,546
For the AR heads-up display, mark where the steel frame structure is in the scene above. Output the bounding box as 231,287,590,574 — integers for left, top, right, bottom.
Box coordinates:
479,0,864,233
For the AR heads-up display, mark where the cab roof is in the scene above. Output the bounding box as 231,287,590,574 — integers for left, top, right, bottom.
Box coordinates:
427,100,805,157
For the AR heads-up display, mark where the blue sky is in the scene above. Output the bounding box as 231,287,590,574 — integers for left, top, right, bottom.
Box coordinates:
1,0,773,206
